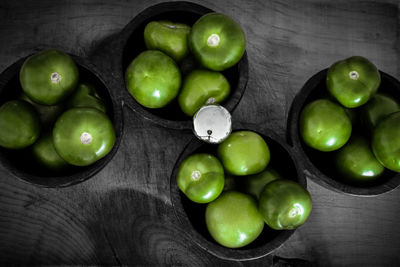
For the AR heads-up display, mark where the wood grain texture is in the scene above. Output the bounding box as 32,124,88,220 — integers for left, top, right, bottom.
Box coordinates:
0,0,399,266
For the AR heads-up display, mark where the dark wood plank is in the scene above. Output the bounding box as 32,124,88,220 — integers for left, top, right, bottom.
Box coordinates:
0,0,399,266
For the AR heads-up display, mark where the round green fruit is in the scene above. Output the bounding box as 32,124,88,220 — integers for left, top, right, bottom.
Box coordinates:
240,167,281,199
31,131,69,171
125,50,181,108
206,191,264,248
189,13,245,71
327,56,381,108
300,99,352,152
335,136,384,182
67,83,107,113
218,131,270,176
360,93,399,132
144,21,191,62
259,180,312,230
0,100,40,149
372,111,400,172
53,108,115,166
176,153,224,203
178,70,230,116
20,49,79,105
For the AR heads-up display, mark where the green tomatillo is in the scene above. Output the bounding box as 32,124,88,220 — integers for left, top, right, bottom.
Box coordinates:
125,50,181,108
177,153,224,203
0,100,41,149
144,20,191,62
334,136,384,183
239,167,281,199
217,131,270,176
205,191,264,248
178,69,230,116
20,49,79,105
372,111,400,172
326,56,381,108
300,99,352,152
31,131,70,171
259,179,312,230
67,83,107,113
360,93,399,132
189,13,245,71
53,108,115,166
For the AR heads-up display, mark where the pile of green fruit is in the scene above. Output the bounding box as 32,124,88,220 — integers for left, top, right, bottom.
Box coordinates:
300,56,400,184
0,49,115,172
125,12,246,116
176,130,312,248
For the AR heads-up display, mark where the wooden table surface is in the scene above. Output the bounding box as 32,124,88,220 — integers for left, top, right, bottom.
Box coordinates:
0,0,400,266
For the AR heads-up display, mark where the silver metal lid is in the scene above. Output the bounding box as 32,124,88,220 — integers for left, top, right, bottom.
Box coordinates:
193,104,232,144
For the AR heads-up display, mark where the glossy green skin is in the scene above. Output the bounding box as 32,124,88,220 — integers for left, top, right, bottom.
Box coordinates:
335,136,384,182
67,83,107,113
20,49,79,105
372,112,400,172
300,99,352,152
189,13,245,71
31,131,69,171
218,131,270,176
259,180,312,230
177,153,224,203
206,191,264,248
19,92,65,127
327,56,381,108
240,167,281,199
144,21,191,62
125,50,181,108
178,70,230,116
360,93,399,132
0,100,40,149
53,108,115,166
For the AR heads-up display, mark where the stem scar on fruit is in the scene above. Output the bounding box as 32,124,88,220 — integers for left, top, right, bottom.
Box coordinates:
349,70,359,80
207,34,220,47
191,170,201,180
51,72,61,84
80,132,93,145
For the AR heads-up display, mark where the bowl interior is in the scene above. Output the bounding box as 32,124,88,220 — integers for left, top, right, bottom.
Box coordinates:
171,130,303,260
0,56,119,187
122,6,242,122
297,70,399,189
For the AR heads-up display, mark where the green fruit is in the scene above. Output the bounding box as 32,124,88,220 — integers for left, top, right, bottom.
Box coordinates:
176,153,224,203
206,191,264,248
144,21,191,62
259,180,312,230
20,49,79,105
189,13,245,71
218,131,270,176
53,108,115,166
372,111,400,172
300,99,352,152
19,92,65,126
31,131,69,171
0,100,40,149
327,56,381,108
67,83,107,113
335,136,384,182
125,50,181,108
360,93,399,132
178,70,230,116
240,167,281,199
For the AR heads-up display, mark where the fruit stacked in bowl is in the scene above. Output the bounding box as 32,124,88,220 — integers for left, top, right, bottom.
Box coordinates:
299,56,400,185
0,49,116,175
125,12,245,117
176,130,312,248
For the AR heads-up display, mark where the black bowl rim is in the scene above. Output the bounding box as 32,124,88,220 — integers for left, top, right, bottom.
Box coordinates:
170,126,307,261
0,53,124,188
116,1,249,130
287,68,400,196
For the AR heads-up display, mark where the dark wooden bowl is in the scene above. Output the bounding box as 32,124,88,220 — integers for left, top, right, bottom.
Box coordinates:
287,69,400,196
170,125,307,261
114,1,248,130
0,54,123,188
